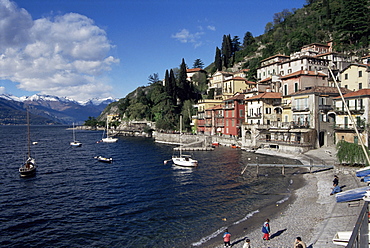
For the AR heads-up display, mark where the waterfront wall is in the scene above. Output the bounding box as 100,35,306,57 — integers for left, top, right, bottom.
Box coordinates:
153,132,242,147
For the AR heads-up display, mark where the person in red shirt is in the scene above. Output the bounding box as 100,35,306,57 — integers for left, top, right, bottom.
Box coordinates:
223,229,231,247
262,219,270,240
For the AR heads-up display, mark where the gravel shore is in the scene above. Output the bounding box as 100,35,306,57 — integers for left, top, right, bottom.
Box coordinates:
211,147,363,248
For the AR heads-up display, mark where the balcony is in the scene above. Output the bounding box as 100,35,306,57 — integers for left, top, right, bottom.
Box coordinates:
334,123,365,130
335,107,364,114
319,105,333,111
291,121,310,128
292,107,310,112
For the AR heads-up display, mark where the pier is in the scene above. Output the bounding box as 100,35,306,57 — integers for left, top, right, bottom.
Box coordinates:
174,147,214,151
241,163,334,176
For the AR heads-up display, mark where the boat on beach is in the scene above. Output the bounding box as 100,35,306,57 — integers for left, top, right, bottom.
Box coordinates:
335,186,370,203
19,110,36,177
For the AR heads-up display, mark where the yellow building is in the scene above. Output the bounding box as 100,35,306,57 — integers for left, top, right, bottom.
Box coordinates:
340,63,369,91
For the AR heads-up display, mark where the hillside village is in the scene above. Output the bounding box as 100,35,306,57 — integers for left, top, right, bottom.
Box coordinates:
190,42,370,153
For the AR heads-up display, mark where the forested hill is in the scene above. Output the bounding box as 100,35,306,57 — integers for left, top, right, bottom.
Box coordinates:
98,0,369,131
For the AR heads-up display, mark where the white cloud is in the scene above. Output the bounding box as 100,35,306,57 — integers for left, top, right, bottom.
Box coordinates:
171,28,204,47
207,25,216,31
0,86,5,94
0,0,119,101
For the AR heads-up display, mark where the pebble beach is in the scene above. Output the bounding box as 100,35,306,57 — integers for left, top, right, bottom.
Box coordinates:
209,147,364,248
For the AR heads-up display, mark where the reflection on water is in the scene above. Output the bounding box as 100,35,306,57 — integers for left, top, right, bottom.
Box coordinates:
172,165,194,185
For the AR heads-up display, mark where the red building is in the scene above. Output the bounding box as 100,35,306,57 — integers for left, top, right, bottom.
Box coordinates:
223,93,245,137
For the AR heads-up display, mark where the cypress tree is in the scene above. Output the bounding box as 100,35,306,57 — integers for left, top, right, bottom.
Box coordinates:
169,69,177,106
215,47,222,71
178,58,190,102
221,34,232,68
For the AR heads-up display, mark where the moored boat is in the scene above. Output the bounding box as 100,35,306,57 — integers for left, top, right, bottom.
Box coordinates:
95,156,113,163
101,118,118,143
70,122,82,147
171,115,198,167
19,110,37,177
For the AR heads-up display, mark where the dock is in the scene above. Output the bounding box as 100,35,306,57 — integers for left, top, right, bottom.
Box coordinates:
241,163,334,175
174,147,214,151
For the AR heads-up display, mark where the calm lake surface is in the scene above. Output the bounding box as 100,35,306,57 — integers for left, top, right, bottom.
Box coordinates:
0,125,300,247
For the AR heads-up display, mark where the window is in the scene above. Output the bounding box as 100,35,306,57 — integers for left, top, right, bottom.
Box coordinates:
284,85,288,95
344,73,348,80
359,71,362,77
294,82,298,92
265,108,271,114
359,83,362,89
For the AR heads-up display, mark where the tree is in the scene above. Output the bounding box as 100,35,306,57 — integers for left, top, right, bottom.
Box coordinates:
214,47,222,71
181,100,196,132
264,22,273,34
84,116,98,127
221,34,232,68
336,140,370,166
177,58,191,103
335,0,369,47
193,59,204,69
148,73,160,85
169,69,178,107
243,31,254,47
231,36,241,52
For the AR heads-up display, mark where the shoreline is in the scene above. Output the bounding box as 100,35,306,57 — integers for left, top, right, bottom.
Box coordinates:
200,167,306,248
201,146,355,248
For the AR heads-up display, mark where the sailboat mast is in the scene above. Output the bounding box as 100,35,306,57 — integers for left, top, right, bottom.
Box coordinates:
179,115,182,157
106,118,109,138
72,122,76,141
27,110,31,158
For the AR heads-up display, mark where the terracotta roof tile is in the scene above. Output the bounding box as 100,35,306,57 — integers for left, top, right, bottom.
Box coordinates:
245,92,282,100
280,70,327,79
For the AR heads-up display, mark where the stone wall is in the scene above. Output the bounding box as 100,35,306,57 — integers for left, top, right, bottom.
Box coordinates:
153,132,242,147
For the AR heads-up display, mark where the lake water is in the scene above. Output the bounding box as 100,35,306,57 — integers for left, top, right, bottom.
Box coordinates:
0,125,300,247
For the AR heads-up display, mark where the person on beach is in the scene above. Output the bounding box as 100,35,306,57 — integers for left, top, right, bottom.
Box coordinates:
242,238,251,248
330,183,341,195
262,219,270,240
223,229,231,247
333,175,339,185
294,236,306,248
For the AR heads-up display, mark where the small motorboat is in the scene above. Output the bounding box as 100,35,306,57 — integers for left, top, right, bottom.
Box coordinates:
95,156,113,163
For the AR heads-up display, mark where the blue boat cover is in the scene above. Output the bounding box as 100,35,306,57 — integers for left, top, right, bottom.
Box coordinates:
335,186,370,203
356,166,370,177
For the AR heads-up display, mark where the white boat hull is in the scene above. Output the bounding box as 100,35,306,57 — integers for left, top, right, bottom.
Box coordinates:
172,156,198,167
70,141,82,147
102,137,118,143
95,156,113,163
19,157,36,177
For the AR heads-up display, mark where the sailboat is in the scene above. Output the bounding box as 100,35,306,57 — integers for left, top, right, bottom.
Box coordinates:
19,110,36,177
171,115,198,167
70,122,82,147
102,118,118,143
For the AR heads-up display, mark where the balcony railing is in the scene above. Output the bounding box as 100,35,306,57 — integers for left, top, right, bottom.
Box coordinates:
319,105,333,111
292,107,310,112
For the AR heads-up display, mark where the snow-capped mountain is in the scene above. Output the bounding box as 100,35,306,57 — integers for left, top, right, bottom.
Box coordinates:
0,93,117,125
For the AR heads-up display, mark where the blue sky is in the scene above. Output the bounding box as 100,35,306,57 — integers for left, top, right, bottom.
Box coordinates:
0,0,306,101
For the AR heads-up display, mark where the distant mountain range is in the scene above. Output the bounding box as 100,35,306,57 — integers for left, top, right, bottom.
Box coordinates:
0,94,117,125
